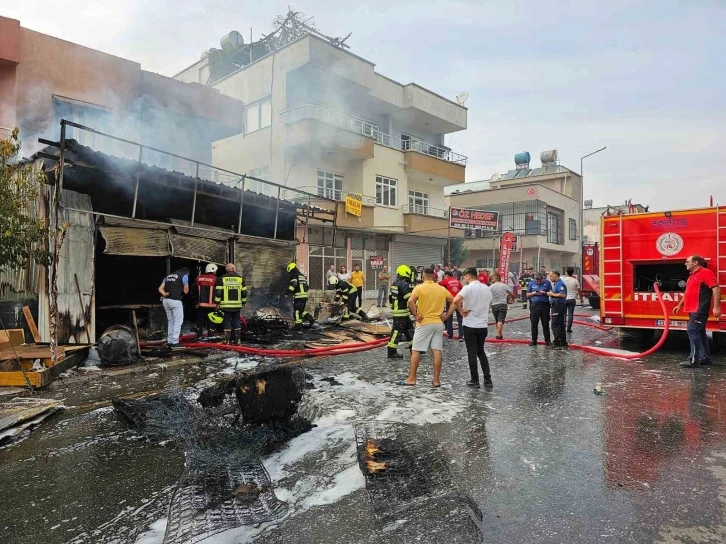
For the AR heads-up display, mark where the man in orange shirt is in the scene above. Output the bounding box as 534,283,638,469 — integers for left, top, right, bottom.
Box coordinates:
400,268,455,387
350,264,365,308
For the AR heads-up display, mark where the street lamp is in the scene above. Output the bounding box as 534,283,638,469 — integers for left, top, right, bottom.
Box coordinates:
580,146,607,244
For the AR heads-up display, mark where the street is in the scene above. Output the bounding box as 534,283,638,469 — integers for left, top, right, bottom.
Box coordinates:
1,310,725,544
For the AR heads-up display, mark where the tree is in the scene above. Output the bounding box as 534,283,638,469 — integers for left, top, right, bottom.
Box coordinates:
0,128,49,271
444,237,468,267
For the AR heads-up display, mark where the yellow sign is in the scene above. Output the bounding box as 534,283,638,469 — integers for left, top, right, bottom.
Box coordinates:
345,193,362,217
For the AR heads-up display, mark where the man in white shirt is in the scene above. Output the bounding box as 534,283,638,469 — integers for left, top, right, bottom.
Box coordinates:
453,267,493,389
562,267,584,333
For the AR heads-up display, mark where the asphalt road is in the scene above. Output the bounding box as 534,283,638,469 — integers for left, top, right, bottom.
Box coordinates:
1,313,725,544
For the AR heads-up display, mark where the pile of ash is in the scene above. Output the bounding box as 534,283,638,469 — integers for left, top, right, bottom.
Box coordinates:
112,366,313,544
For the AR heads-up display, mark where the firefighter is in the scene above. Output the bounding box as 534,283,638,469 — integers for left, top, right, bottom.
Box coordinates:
287,262,315,328
328,276,369,321
213,263,248,344
195,263,218,336
387,265,415,359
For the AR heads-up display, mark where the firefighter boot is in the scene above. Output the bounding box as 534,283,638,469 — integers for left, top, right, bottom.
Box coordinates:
387,347,403,359
231,329,240,346
358,309,370,322
305,313,316,327
223,330,231,345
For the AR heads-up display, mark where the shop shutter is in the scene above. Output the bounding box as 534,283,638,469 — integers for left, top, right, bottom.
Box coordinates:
392,241,443,271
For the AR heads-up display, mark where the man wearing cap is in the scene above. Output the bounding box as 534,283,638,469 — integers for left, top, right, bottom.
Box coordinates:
526,271,553,346
547,270,568,348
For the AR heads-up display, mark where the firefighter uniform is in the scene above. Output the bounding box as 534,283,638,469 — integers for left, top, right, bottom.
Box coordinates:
288,263,315,328
214,270,248,344
195,264,218,334
333,278,369,321
387,265,415,359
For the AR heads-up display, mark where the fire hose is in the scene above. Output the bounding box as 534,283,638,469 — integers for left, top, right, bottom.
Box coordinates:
174,286,668,361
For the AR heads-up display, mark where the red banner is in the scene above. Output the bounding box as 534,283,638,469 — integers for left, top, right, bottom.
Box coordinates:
498,232,516,281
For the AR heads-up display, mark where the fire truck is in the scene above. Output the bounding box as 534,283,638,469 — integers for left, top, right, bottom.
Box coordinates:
600,205,726,345
581,242,600,308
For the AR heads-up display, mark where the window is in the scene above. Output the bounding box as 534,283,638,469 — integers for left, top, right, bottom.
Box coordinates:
569,218,578,240
376,176,397,207
317,169,343,200
248,166,270,195
245,97,272,134
547,211,563,245
475,258,496,269
408,190,429,215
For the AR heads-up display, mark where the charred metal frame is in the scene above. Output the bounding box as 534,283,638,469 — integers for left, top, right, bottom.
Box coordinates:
43,119,339,243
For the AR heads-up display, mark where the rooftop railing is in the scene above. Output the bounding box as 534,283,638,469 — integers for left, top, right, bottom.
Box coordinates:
280,104,468,166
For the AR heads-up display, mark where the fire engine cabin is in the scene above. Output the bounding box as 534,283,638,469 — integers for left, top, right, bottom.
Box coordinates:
600,206,726,344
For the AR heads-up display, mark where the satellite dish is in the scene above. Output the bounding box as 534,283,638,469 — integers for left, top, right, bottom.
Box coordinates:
456,91,469,106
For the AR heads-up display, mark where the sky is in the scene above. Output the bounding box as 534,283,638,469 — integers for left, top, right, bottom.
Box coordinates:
4,0,725,210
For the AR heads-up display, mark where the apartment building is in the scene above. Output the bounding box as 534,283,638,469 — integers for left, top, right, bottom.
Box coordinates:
174,30,468,291
0,16,244,164
445,151,582,274
583,201,649,244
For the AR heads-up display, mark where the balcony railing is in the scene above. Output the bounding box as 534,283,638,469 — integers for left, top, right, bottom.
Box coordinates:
280,104,468,166
400,204,449,219
281,185,377,207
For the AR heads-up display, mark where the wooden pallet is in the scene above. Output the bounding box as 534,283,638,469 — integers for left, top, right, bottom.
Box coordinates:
0,346,89,388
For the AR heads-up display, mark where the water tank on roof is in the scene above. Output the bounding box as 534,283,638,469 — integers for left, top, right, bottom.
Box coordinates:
221,31,244,51
514,152,531,166
540,149,558,164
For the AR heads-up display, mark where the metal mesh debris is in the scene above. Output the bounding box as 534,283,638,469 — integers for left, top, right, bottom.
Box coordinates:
355,421,483,543
112,366,312,543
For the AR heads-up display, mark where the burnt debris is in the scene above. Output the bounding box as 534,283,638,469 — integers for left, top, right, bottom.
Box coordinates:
112,365,313,543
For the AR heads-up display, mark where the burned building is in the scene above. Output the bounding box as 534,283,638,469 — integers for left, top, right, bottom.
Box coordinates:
2,121,337,344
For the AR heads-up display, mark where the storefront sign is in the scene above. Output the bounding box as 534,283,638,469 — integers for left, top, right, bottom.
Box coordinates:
370,255,384,269
449,207,499,230
345,193,362,217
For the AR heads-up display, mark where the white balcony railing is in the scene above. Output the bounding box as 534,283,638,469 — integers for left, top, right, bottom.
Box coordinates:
280,104,468,166
400,204,449,219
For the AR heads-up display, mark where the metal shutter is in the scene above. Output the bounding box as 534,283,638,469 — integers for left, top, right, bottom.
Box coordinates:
392,241,443,271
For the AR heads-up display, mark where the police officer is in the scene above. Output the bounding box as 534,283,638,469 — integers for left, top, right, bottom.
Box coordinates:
328,276,369,321
387,265,415,359
547,270,568,348
195,263,218,336
287,262,315,328
158,266,190,347
526,271,553,346
213,263,248,344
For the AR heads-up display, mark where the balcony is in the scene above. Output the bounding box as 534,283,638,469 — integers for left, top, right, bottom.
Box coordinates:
280,105,467,179
401,204,457,238
281,186,376,229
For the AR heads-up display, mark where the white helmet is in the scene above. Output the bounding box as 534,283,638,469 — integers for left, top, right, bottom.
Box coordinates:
205,263,218,274
328,275,339,286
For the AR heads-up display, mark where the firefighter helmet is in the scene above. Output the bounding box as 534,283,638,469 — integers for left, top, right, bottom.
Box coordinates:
328,275,339,286
207,309,224,325
286,262,297,273
396,264,412,279
205,263,218,274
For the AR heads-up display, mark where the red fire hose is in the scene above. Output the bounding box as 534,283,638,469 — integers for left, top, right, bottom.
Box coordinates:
172,286,668,361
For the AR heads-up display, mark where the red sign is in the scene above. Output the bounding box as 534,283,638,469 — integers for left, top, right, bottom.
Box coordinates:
498,232,516,282
449,207,499,230
369,255,384,269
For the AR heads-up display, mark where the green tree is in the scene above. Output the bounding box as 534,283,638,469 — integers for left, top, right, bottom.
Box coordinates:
0,128,49,271
444,237,468,267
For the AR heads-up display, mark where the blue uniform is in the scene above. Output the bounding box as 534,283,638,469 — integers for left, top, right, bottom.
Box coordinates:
549,277,568,347
527,279,552,303
527,278,552,344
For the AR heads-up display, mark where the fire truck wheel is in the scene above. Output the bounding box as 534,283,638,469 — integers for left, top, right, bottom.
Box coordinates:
588,296,600,309
712,332,726,352
620,328,654,347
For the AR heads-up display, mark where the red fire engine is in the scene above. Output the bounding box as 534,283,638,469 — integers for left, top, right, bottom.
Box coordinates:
600,205,726,344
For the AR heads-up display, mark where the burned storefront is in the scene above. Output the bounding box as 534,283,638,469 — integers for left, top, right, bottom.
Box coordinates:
8,120,337,344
